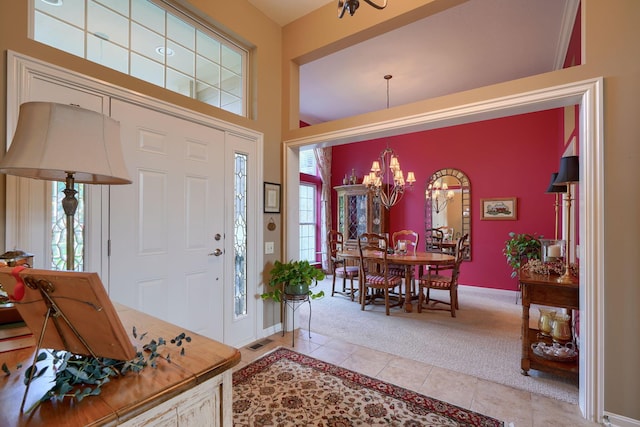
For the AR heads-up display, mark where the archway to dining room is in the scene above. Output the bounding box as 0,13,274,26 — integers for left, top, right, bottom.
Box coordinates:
282,78,604,420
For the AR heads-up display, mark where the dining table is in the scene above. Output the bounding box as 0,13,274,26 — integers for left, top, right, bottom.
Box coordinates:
337,249,455,313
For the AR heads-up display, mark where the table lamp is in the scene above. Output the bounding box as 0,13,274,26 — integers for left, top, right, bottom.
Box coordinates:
553,156,579,283
545,172,567,240
0,102,132,271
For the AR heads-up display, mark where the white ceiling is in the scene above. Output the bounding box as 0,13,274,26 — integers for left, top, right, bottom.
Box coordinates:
248,0,331,27
249,0,579,125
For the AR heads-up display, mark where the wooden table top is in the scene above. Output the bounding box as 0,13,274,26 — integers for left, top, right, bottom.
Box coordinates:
0,303,240,426
518,270,579,287
338,250,455,266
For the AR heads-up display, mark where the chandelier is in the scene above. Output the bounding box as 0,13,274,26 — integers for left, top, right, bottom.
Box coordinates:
338,0,388,18
363,148,415,210
426,179,454,214
362,75,415,210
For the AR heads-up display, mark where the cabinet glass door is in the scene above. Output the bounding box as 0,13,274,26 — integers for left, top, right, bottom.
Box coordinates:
370,195,383,234
347,194,367,241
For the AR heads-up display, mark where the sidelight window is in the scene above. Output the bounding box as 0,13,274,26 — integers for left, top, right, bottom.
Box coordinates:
234,153,248,318
51,182,85,270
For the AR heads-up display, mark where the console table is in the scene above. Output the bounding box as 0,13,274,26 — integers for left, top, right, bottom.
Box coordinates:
519,270,579,380
0,304,240,426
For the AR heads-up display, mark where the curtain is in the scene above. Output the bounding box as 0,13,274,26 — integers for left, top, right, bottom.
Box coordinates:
314,147,332,271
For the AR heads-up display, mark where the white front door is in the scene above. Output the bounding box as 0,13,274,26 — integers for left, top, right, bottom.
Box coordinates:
108,99,225,341
7,53,262,348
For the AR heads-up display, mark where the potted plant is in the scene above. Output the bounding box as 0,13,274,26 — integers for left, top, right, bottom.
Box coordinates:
503,232,542,278
261,260,325,302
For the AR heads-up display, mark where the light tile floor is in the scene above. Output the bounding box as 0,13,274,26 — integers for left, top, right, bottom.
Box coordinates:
233,329,600,427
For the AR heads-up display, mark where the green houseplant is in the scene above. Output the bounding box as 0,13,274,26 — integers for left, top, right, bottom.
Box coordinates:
503,232,542,278
261,260,325,302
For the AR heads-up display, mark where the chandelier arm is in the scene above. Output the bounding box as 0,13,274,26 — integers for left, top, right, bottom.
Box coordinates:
379,192,390,209
363,0,388,10
337,0,348,18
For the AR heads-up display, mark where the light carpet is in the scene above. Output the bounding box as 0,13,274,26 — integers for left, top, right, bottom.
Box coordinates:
233,347,504,426
298,278,578,404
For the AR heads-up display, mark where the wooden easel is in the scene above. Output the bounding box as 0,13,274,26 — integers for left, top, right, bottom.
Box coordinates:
0,267,136,411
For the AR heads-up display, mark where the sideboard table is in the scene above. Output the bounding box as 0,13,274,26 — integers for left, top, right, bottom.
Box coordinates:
519,270,579,381
0,303,240,426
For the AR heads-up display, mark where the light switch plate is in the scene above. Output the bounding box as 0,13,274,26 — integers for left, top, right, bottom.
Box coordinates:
265,242,274,254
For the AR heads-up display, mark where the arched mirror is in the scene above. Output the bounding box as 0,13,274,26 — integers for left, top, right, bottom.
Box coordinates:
425,168,471,260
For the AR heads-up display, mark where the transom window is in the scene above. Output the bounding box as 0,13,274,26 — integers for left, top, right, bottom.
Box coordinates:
31,0,247,116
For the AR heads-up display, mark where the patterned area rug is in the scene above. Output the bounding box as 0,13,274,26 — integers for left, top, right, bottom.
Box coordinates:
233,347,504,426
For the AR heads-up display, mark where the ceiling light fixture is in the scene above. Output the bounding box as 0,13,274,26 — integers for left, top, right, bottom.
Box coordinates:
338,0,388,18
155,46,175,57
362,75,415,210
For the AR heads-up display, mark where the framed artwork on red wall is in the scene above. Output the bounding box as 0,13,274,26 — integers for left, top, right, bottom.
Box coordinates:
480,197,517,220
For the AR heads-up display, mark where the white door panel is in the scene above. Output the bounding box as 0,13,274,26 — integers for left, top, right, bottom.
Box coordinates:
109,99,224,340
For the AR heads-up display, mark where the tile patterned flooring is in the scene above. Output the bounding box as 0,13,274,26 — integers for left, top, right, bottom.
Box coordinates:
233,329,600,427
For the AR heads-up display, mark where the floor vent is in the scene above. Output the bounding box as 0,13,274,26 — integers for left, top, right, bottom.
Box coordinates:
246,338,272,351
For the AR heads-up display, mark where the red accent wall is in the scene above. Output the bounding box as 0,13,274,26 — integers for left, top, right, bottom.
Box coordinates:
563,2,581,69
331,109,565,290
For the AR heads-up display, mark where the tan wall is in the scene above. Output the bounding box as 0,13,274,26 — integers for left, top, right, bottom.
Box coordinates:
281,0,640,421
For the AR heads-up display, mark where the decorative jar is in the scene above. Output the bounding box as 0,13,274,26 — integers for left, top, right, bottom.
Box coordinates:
551,313,572,342
538,308,556,336
540,239,565,263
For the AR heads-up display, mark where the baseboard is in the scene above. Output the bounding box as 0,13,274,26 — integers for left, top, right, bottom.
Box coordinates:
604,412,640,427
261,323,281,338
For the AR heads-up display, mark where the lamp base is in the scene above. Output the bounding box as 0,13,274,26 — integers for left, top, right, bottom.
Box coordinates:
557,269,573,284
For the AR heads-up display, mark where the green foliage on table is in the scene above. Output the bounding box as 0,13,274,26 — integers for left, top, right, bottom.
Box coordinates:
5,327,191,414
503,232,543,278
261,259,325,302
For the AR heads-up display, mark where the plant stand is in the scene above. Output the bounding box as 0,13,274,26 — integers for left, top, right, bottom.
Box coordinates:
282,293,311,347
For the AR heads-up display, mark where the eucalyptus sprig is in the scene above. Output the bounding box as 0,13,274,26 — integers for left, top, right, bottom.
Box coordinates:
5,327,191,413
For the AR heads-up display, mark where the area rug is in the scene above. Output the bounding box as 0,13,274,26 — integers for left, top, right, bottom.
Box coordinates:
232,347,504,426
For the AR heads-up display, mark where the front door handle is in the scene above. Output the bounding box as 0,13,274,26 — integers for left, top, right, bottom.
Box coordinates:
208,248,223,256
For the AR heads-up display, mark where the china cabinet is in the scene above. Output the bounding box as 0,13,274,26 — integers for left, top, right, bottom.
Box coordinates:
335,184,388,249
519,270,579,381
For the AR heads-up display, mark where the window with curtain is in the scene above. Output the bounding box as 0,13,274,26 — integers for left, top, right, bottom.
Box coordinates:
299,149,321,263
299,183,316,262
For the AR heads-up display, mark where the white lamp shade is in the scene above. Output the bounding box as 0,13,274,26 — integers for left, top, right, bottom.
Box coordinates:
406,171,415,184
0,102,131,184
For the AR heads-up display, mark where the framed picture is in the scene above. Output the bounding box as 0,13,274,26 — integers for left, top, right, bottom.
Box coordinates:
480,197,517,220
264,182,281,213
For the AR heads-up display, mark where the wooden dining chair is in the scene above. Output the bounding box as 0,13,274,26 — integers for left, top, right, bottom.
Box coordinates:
357,233,403,315
425,228,444,252
417,233,469,317
328,230,359,301
391,230,419,255
388,229,419,292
